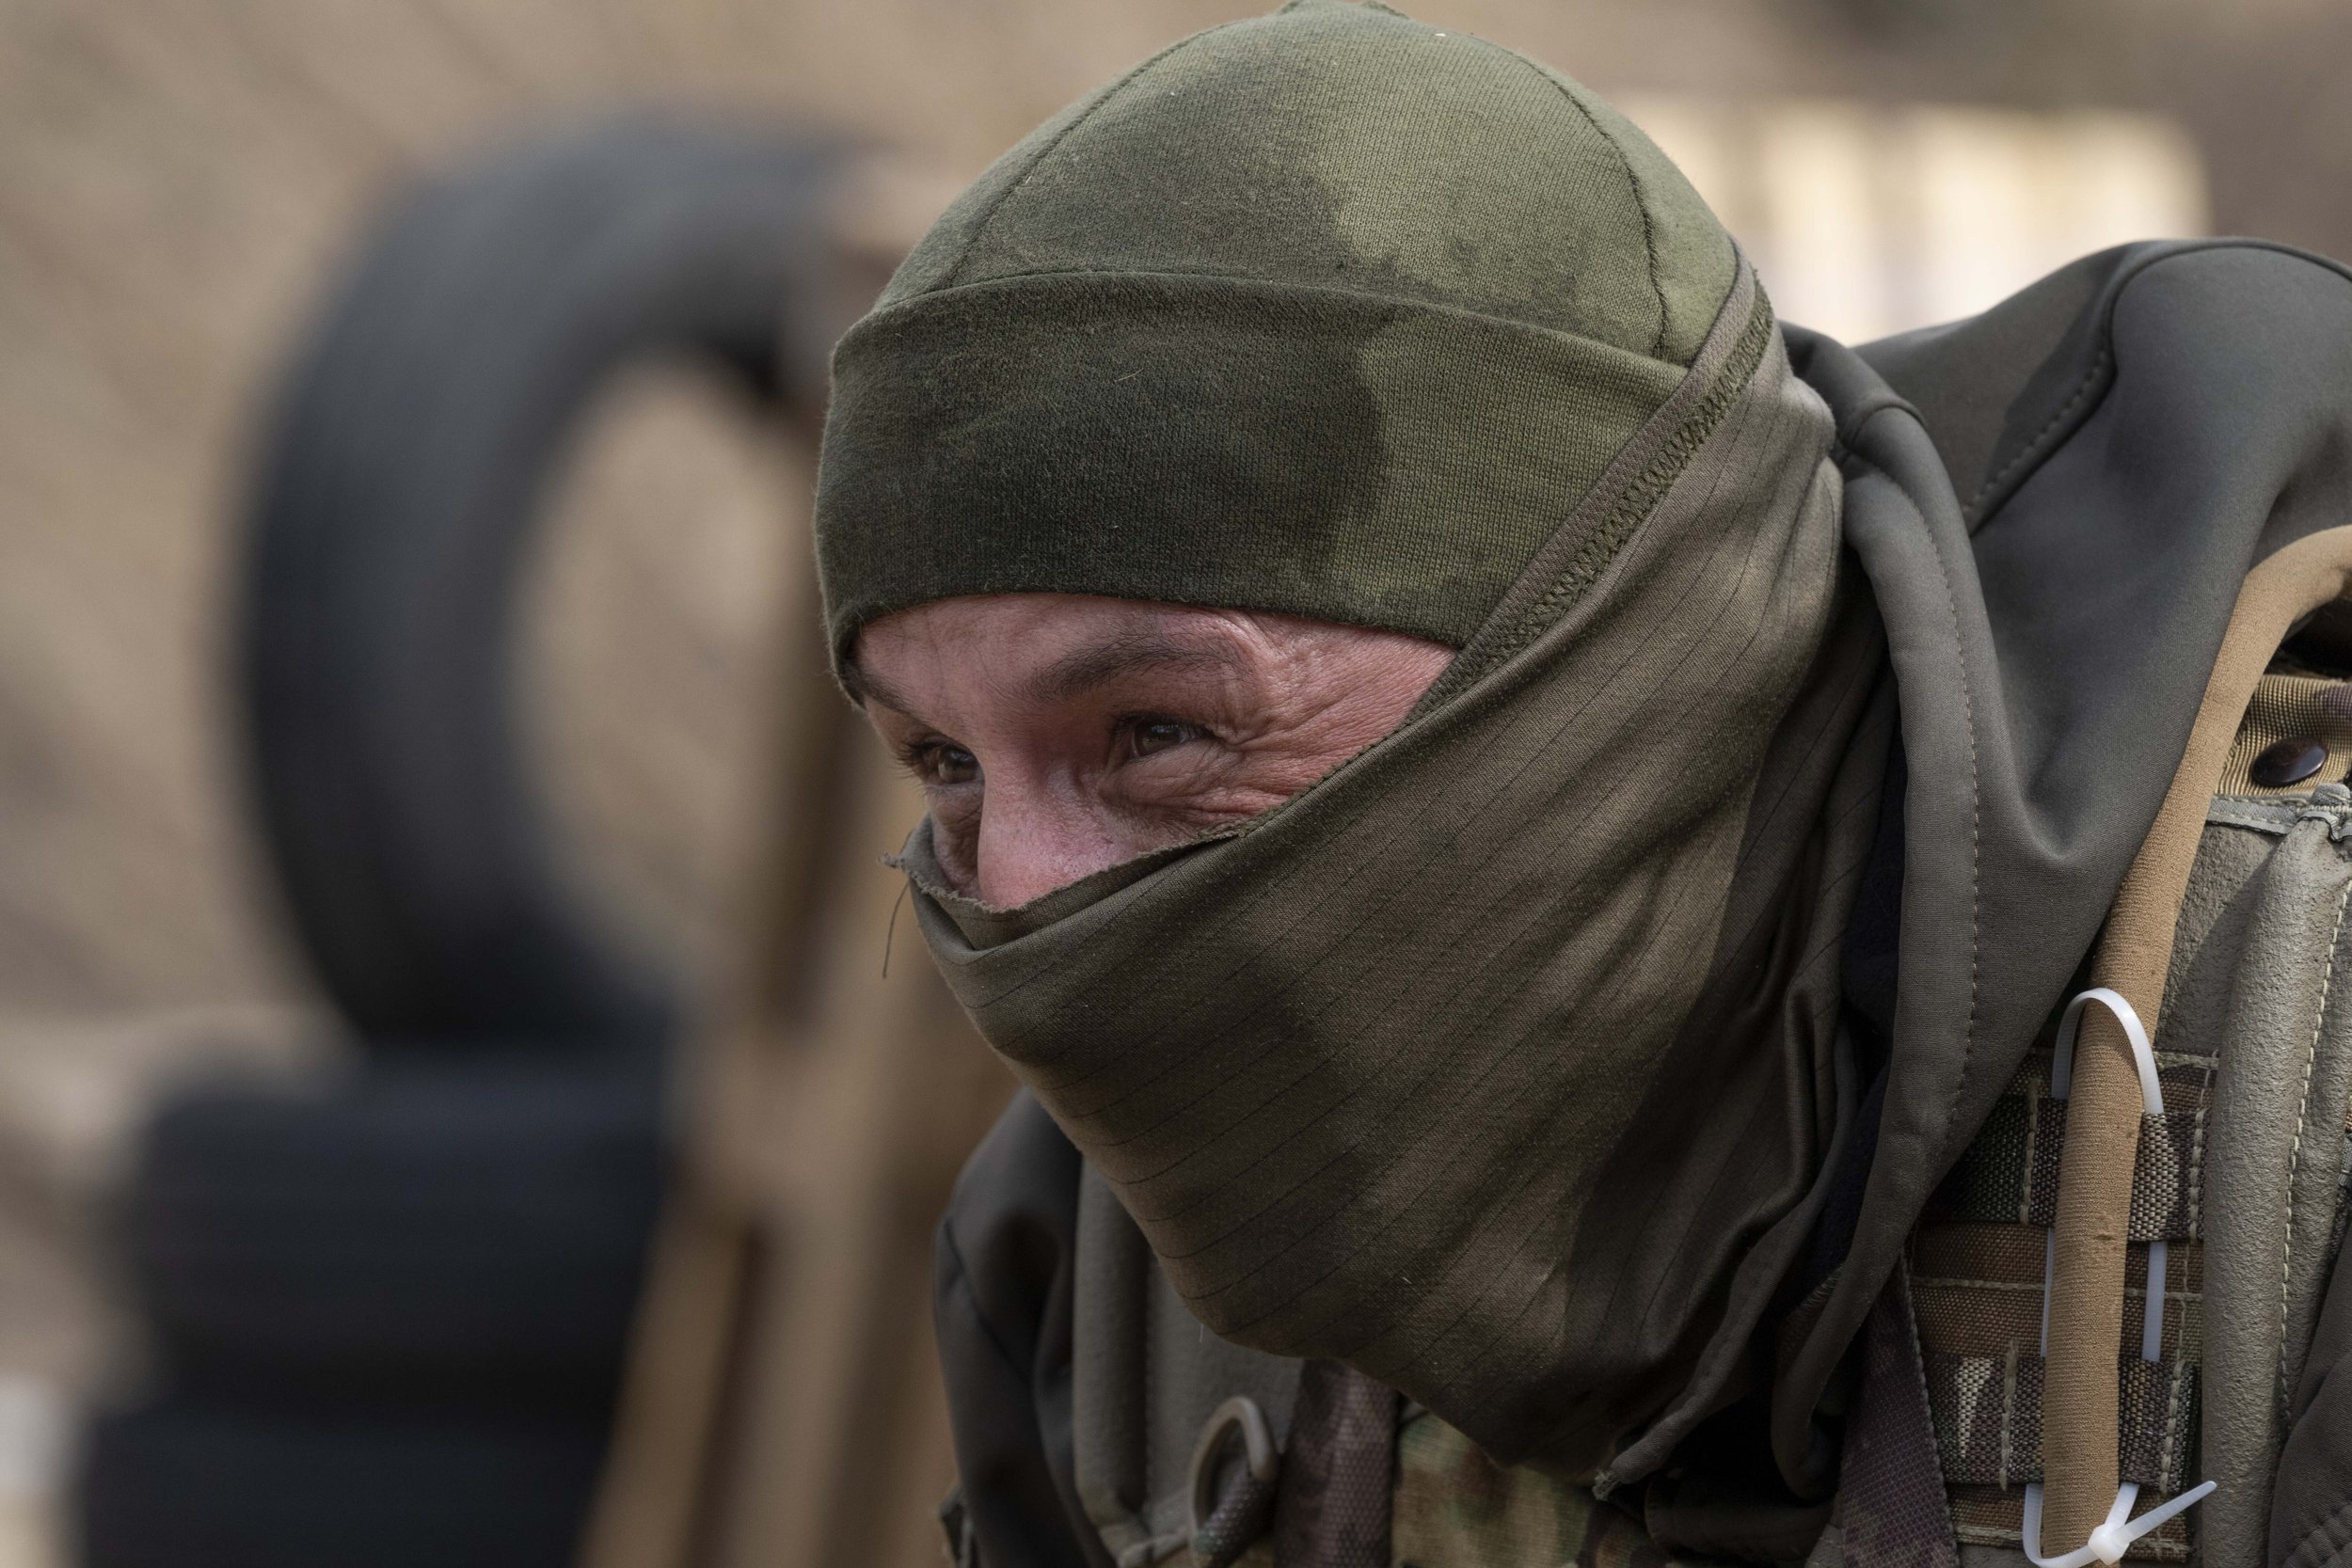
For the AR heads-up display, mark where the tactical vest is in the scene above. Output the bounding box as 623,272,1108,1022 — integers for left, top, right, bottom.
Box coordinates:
1064,658,2352,1568
1907,663,2352,1568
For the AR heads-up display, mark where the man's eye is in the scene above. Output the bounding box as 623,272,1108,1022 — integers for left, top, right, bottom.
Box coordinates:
924,743,978,785
1124,716,1202,758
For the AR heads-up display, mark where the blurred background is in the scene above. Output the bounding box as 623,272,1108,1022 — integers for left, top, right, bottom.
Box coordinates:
0,0,2341,1562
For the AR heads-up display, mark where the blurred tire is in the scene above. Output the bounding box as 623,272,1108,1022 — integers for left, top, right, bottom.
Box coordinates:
76,1398,607,1568
240,118,836,1050
124,1064,662,1409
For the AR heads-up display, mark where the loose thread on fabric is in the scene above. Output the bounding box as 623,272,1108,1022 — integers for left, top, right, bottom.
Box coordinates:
882,877,911,978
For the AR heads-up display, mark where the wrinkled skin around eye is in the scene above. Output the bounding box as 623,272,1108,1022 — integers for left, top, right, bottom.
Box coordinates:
850,594,1455,911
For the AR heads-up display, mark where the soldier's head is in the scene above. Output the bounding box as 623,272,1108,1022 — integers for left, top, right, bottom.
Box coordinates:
816,0,1739,908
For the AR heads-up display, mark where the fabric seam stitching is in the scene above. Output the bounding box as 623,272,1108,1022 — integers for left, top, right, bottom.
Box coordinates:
935,25,1231,292
848,262,1670,359
2280,877,2352,1416
1462,37,1671,361
1965,346,2111,523
1968,243,2352,529
1889,1268,1960,1565
1917,431,1989,1228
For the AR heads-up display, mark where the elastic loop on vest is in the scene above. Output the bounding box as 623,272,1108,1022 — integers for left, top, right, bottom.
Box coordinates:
1186,1396,1279,1568
2024,989,2215,1566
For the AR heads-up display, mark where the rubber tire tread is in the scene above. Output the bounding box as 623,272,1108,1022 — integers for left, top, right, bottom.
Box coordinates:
76,1396,608,1568
123,1063,662,1408
240,118,833,1047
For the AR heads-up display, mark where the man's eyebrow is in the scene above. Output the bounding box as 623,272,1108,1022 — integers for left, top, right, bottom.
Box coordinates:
839,660,910,713
841,634,1244,718
1022,634,1246,707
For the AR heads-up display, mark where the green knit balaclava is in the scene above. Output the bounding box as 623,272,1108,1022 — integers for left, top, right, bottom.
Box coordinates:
816,0,1736,658
815,0,1881,1487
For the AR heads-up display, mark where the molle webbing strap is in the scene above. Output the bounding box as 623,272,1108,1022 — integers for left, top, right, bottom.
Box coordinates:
2043,524,2352,1549
1910,1027,2212,1561
1932,1089,2201,1242
1922,1349,2199,1496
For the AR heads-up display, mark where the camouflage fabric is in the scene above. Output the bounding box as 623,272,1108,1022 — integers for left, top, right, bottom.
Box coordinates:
1272,1362,1402,1568
1919,1347,2198,1493
1190,1533,1275,1568
1913,1039,2212,1564
813,0,1736,660
1389,1414,1684,1568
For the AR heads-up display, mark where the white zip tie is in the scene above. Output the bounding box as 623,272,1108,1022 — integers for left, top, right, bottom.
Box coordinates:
2024,1477,2217,1568
2021,987,2216,1567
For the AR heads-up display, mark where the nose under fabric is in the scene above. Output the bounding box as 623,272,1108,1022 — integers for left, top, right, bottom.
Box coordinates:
898,261,1878,1478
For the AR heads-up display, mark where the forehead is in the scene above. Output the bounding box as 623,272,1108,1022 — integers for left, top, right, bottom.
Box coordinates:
850,594,1260,721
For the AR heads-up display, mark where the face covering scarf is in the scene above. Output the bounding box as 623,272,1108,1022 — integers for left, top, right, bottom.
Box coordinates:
897,263,1893,1479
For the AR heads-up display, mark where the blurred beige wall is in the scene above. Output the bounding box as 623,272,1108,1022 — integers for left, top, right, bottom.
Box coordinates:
0,0,2330,1024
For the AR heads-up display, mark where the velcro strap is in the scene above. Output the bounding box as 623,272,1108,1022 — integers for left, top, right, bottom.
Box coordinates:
1932,1096,2199,1241
1923,1347,2198,1495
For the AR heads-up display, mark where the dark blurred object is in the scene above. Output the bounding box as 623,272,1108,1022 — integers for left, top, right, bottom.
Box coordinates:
74,119,840,1567
240,119,834,1051
129,1067,662,1407
79,1402,608,1568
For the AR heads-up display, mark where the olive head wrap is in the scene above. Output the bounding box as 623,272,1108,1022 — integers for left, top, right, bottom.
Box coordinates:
815,0,1738,659
814,0,1884,1486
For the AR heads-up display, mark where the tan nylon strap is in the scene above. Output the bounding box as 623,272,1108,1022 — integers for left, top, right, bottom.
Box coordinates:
2042,524,2352,1548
